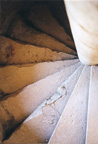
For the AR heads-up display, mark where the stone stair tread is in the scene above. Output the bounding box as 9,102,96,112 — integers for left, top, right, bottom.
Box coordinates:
49,66,90,144
0,36,77,65
3,64,84,144
86,66,98,144
25,4,75,49
0,62,80,142
7,15,76,55
0,59,79,96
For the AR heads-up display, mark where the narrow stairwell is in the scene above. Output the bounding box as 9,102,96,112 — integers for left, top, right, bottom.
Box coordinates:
0,1,98,144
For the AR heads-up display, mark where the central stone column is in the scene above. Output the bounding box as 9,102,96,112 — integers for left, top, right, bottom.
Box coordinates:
64,0,98,65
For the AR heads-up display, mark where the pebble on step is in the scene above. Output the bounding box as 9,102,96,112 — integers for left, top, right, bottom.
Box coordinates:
3,64,84,144
7,15,76,55
49,66,90,144
0,62,80,142
86,66,98,144
0,59,79,96
25,4,75,49
0,36,77,65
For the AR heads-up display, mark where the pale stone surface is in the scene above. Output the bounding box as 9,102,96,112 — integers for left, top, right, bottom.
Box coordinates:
7,16,76,55
0,36,77,65
3,64,84,144
86,66,98,144
72,34,98,65
0,59,78,96
0,62,80,142
49,66,90,144
65,1,98,65
26,5,75,49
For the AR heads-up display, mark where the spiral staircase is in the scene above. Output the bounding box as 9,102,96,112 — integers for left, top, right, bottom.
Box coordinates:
0,2,98,144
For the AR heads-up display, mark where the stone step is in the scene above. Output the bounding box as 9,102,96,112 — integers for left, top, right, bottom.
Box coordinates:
0,59,79,97
3,64,84,144
86,66,98,144
0,36,77,65
7,15,76,55
49,66,90,144
0,62,80,142
25,4,75,49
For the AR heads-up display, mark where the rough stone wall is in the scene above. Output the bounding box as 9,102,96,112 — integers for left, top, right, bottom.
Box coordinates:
0,0,72,37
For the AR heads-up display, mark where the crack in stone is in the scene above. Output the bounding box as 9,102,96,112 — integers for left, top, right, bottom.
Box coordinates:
41,95,63,117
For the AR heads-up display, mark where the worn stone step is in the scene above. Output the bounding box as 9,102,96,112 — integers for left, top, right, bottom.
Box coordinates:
25,4,75,49
0,36,77,65
0,62,80,142
0,59,78,97
3,64,84,144
49,66,90,144
7,15,76,55
86,66,98,144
